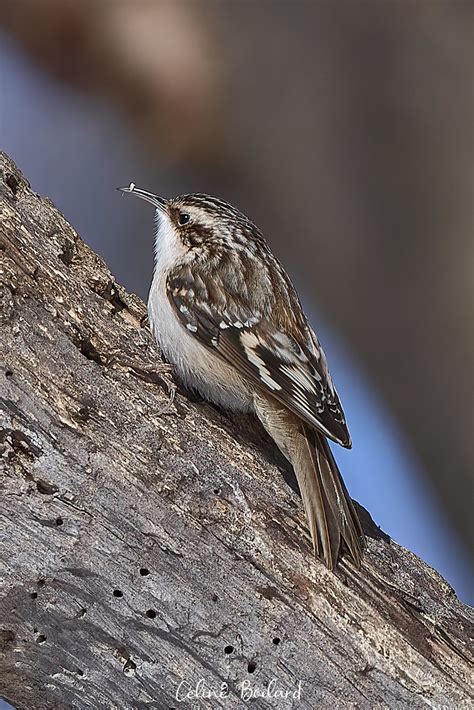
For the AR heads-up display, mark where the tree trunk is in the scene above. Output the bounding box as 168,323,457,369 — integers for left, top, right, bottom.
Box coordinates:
0,152,472,709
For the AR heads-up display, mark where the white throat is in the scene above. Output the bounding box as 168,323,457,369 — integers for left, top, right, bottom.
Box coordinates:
148,208,189,347
152,209,186,280
147,208,253,413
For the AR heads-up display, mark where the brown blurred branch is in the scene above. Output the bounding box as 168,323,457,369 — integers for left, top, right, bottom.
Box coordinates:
0,0,220,161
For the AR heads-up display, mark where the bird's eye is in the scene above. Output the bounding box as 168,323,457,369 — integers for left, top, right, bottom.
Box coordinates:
178,212,190,226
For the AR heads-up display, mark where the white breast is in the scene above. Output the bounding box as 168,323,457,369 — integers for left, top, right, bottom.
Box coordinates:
147,210,253,412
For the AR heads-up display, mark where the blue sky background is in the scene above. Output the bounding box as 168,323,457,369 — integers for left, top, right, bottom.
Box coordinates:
0,34,471,618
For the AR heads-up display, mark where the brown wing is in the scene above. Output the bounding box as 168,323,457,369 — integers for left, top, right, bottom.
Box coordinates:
167,264,351,447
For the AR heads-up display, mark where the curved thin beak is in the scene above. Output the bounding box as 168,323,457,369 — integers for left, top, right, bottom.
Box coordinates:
117,183,167,211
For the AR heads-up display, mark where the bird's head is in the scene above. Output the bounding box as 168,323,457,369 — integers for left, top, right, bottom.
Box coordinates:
118,184,263,253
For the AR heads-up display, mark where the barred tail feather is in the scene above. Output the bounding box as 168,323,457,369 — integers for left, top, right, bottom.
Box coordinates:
311,427,364,567
254,392,364,569
290,424,363,568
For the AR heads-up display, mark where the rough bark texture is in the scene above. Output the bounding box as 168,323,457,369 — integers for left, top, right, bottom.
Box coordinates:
0,152,472,710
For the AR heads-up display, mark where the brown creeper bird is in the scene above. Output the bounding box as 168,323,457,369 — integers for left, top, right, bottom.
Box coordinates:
119,183,364,569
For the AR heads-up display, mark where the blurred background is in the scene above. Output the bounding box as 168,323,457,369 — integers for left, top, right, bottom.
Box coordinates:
0,0,472,607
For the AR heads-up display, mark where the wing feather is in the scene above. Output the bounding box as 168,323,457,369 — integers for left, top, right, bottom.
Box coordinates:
167,265,351,447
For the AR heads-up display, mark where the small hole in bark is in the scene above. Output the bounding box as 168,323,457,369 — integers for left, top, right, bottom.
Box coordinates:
123,658,136,673
37,579,45,587
247,661,256,673
33,627,38,633
36,480,58,495
224,645,234,654
272,637,281,645
5,370,13,377
30,592,38,599
76,406,91,422
212,594,218,602
139,567,150,576
76,669,84,676
113,589,123,598
213,487,220,495
145,609,156,619
6,173,20,194
55,517,63,526
36,634,46,644
76,336,103,366
58,240,75,266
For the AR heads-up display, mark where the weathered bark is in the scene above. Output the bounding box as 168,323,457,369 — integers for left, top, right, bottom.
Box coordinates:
0,153,472,709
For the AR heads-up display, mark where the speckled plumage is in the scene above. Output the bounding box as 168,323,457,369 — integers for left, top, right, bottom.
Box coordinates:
121,186,364,569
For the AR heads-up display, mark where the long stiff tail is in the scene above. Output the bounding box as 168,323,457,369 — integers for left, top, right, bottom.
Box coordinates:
254,393,364,569
297,424,364,569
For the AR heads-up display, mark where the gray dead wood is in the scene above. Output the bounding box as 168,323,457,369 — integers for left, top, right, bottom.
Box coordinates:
0,152,472,710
